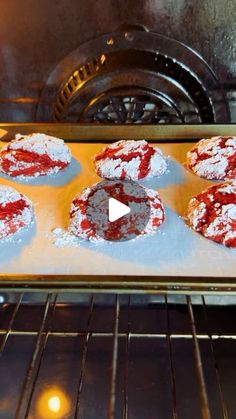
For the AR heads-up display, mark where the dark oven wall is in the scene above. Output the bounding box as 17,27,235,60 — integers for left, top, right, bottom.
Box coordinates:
0,0,235,122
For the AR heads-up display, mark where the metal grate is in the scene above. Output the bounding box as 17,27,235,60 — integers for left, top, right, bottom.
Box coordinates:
81,90,184,124
0,293,236,418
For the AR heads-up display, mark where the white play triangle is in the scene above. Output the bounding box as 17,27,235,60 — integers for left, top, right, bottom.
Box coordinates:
108,197,131,222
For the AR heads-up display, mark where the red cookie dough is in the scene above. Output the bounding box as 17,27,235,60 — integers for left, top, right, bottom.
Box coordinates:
0,133,71,178
94,140,167,180
187,182,236,247
69,181,165,241
186,136,236,180
0,186,34,239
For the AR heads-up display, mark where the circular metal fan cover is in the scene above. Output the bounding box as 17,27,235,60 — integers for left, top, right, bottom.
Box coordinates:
37,28,229,123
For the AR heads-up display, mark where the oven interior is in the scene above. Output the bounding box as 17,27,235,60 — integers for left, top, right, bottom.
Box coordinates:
1,3,236,419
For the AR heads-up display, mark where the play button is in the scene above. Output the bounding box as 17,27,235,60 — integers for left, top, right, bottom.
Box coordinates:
85,180,151,241
108,197,131,222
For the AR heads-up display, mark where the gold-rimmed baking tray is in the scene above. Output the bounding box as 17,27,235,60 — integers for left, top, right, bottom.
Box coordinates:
0,123,235,293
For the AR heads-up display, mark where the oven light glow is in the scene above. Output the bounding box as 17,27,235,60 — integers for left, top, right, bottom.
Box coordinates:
48,396,61,413
100,54,106,64
37,387,70,418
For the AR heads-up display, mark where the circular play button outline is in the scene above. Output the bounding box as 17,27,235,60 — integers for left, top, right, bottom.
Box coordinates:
85,179,151,242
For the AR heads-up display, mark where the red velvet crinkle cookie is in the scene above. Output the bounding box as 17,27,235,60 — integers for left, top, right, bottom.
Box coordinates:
0,133,71,178
69,182,165,241
94,140,167,180
187,182,236,247
186,136,236,180
0,185,34,239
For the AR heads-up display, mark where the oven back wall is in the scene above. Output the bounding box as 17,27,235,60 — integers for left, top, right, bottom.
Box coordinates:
0,0,235,122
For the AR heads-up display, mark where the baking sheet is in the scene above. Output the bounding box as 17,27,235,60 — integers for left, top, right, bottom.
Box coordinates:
0,141,235,278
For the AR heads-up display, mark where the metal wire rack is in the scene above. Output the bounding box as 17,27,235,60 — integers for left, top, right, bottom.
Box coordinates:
0,293,236,419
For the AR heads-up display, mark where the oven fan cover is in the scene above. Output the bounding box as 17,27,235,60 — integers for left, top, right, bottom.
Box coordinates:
37,28,229,123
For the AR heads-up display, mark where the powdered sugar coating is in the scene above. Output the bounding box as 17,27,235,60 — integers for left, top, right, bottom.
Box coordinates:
0,185,23,205
0,185,34,239
187,182,236,247
186,136,236,180
11,133,71,162
0,133,71,178
69,182,165,241
52,228,81,247
94,140,167,181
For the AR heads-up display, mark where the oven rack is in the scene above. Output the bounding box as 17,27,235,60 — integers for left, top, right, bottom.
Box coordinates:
1,292,236,418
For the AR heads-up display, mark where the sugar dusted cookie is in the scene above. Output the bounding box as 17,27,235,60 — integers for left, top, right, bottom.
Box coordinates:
0,185,34,239
69,181,165,241
0,133,71,178
187,182,236,247
94,140,167,181
186,136,236,180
